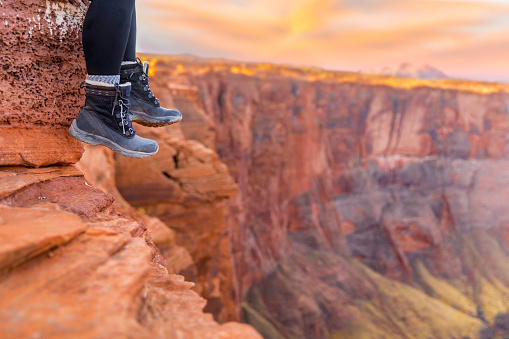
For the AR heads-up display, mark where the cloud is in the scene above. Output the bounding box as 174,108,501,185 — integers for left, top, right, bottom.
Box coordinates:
136,0,509,81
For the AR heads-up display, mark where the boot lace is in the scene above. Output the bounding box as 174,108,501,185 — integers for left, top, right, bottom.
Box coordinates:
113,85,135,137
134,57,160,106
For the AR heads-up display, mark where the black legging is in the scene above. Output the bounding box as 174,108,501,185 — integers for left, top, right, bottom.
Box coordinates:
82,0,137,75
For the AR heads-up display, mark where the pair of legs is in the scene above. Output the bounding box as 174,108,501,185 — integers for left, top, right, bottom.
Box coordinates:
70,0,181,158
82,0,137,78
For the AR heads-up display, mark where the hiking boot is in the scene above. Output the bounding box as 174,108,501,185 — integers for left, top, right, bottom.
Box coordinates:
69,81,159,158
120,58,182,127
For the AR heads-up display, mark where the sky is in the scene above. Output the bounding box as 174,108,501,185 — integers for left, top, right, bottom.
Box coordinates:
136,0,509,82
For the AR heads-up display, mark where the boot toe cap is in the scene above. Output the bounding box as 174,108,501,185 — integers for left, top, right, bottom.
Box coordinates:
135,137,159,154
163,108,182,121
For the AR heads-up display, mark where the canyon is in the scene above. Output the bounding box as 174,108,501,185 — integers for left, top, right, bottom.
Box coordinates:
131,54,509,338
1,0,509,338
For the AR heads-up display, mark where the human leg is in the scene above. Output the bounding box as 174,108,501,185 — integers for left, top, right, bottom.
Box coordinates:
70,0,159,158
123,7,137,62
119,7,182,127
82,0,136,81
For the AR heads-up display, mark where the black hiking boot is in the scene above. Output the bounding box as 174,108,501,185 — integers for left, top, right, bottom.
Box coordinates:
69,81,159,158
120,58,182,127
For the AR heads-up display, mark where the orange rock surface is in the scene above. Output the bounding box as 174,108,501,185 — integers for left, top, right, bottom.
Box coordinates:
0,128,84,167
0,166,261,339
2,0,508,334
114,124,239,322
0,2,261,338
0,0,86,167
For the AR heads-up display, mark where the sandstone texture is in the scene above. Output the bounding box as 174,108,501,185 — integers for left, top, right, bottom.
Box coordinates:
0,167,261,339
114,124,239,323
5,0,507,334
76,142,239,322
0,2,261,338
136,54,509,338
75,145,177,254
0,0,87,166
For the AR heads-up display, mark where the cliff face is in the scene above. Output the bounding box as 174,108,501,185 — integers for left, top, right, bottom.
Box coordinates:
0,2,261,338
137,55,509,337
0,0,86,167
8,0,505,335
0,166,260,339
114,123,239,323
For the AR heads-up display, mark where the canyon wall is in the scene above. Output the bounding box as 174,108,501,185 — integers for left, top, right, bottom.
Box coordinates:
114,123,239,323
0,166,258,339
0,1,261,338
135,55,509,338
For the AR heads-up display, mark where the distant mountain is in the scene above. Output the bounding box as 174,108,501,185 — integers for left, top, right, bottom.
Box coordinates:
380,62,448,79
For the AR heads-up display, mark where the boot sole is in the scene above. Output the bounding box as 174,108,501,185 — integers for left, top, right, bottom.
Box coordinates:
130,111,182,128
69,120,158,158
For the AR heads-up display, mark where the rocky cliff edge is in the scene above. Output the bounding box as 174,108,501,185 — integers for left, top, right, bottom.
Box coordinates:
0,1,261,338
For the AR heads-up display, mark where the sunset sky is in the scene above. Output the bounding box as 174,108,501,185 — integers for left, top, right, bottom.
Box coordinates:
136,0,509,82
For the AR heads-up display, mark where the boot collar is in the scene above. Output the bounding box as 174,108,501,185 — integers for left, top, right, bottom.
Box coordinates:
83,81,131,97
120,58,150,76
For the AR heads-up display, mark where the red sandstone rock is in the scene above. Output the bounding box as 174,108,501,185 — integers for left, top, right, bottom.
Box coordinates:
0,0,87,166
0,2,261,336
0,166,82,199
0,205,85,272
0,128,84,167
114,124,239,322
138,55,509,337
147,54,509,279
75,145,176,248
140,264,262,339
145,81,216,149
0,166,261,339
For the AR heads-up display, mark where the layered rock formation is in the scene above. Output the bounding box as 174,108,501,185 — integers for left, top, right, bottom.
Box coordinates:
76,126,239,323
0,166,260,339
114,124,238,323
0,0,86,167
0,1,261,338
135,54,509,337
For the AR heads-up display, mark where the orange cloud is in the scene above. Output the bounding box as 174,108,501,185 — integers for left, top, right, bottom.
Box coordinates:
136,0,509,82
